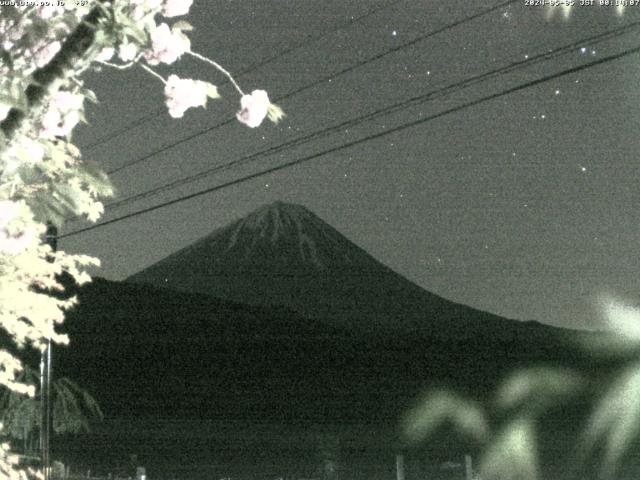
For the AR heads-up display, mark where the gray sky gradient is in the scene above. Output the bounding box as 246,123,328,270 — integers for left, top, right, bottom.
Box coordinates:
63,0,640,331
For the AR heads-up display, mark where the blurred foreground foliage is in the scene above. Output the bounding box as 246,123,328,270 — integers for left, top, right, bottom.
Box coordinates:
402,304,640,480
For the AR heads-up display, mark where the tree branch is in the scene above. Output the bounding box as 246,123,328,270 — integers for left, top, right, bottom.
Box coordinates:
0,3,109,141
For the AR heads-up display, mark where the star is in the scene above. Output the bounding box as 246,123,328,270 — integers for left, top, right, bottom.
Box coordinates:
555,89,560,95
580,47,587,54
391,30,397,37
580,166,587,172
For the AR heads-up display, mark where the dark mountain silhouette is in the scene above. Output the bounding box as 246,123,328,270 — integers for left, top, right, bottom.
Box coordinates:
53,277,610,478
127,201,557,339
57,277,590,423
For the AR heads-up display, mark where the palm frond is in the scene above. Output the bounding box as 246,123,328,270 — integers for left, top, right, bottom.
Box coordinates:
480,416,538,480
402,390,488,444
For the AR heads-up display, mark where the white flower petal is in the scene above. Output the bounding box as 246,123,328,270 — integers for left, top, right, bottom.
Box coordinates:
164,75,209,118
163,0,193,17
236,90,270,128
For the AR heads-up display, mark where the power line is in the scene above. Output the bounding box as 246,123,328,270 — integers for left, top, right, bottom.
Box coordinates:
101,22,640,212
104,0,520,176
59,42,640,240
79,0,402,152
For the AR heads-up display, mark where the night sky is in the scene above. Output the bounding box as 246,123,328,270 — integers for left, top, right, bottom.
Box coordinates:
61,0,640,332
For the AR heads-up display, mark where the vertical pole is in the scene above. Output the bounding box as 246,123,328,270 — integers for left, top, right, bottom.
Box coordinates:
396,454,405,480
45,333,52,478
39,350,45,455
41,222,57,480
464,454,473,480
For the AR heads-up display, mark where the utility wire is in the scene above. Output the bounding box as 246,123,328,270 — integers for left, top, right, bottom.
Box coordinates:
104,0,520,175
59,42,640,240
80,0,402,152
102,22,640,211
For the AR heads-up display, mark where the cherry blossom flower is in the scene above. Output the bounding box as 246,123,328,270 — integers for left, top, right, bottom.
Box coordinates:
38,5,66,19
131,0,163,20
163,0,193,17
41,109,80,138
0,201,33,255
236,90,271,128
96,47,115,62
24,141,45,165
119,43,138,62
53,91,85,111
0,103,9,123
0,18,25,50
144,23,190,65
39,91,84,138
3,139,46,173
132,0,163,9
164,75,214,118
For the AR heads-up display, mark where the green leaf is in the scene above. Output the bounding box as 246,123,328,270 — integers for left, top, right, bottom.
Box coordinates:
172,20,194,32
267,103,285,124
205,82,220,99
83,88,98,104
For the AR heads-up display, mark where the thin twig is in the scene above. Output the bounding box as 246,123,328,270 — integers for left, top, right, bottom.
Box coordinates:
140,64,167,85
187,50,244,96
98,59,136,70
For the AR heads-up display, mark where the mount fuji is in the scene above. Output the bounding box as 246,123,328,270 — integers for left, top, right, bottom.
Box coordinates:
127,201,559,339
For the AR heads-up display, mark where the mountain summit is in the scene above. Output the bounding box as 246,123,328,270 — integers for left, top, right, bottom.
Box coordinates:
127,201,542,338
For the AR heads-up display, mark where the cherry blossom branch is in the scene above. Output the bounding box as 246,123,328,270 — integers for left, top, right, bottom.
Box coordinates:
140,64,167,85
0,3,109,142
99,59,139,70
187,50,245,96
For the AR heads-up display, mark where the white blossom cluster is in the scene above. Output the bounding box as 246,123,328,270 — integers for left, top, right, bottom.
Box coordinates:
87,0,285,125
0,1,283,476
